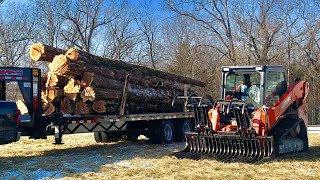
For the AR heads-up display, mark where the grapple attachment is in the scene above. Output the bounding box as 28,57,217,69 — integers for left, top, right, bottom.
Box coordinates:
172,99,274,163
173,133,273,163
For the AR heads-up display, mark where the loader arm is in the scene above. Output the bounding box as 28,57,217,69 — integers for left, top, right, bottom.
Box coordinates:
267,80,309,129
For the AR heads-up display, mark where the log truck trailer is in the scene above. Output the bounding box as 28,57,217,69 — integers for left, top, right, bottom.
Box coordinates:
0,67,196,145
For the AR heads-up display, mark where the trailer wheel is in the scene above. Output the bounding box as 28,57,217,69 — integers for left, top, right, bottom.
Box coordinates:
122,135,139,142
100,132,121,143
175,119,192,142
150,120,175,144
94,132,103,143
100,132,110,143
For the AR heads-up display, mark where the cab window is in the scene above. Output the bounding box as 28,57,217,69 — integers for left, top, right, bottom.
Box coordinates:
265,71,286,106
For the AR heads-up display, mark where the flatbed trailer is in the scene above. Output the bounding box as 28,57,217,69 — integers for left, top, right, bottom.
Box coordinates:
0,67,198,144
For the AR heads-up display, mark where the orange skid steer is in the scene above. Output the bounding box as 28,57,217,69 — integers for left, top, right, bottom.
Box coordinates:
173,65,309,163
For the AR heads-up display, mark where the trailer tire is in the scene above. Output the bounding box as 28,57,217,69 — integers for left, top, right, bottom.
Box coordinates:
100,132,121,143
100,132,110,143
149,120,174,144
94,132,103,143
122,135,139,142
175,119,192,142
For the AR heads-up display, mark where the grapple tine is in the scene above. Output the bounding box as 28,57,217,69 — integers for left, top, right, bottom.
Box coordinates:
172,133,274,163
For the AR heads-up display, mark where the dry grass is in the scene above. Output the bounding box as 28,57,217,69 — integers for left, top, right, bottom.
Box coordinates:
1,133,320,180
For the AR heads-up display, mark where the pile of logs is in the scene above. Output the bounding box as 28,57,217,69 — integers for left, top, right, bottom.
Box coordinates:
30,43,205,116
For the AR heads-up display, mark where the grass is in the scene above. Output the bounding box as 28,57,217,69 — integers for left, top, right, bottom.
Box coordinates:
1,133,320,180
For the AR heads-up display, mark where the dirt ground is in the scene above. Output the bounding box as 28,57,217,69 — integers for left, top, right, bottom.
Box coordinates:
1,133,320,180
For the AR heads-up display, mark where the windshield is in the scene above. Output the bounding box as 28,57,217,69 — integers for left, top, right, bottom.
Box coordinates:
225,72,261,107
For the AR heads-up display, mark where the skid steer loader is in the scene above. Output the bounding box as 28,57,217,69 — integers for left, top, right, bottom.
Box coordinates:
172,65,309,163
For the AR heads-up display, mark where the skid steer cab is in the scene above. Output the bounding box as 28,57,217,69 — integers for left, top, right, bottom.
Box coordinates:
173,65,309,163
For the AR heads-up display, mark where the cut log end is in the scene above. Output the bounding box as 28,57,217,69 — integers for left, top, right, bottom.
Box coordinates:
29,43,44,61
49,54,67,73
43,102,55,116
60,97,74,114
81,87,95,102
75,101,90,115
64,78,80,93
93,100,106,113
65,48,79,60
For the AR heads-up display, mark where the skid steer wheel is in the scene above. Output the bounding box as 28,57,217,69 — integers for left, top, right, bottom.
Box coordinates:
94,132,103,143
175,119,192,142
149,120,175,144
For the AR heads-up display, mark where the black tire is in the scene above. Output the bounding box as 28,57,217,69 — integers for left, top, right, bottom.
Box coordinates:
122,135,139,142
100,132,110,143
149,120,175,144
94,132,103,143
175,119,193,142
0,130,18,145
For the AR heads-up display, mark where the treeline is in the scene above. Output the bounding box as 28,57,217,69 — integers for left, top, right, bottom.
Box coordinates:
0,0,319,124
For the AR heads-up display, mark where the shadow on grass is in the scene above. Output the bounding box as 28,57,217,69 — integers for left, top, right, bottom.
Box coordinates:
0,139,184,178
1,138,320,179
277,146,320,161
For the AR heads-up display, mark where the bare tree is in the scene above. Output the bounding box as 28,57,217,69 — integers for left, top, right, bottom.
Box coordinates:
233,0,284,64
167,0,237,63
62,0,119,53
32,0,69,47
101,3,140,61
0,3,33,66
134,1,161,69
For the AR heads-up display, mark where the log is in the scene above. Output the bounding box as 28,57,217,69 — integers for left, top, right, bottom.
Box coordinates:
75,101,90,115
92,100,106,113
43,102,55,115
33,44,206,116
41,76,47,91
47,89,63,101
81,87,95,102
49,54,68,73
81,72,94,87
60,96,74,114
30,43,65,62
16,100,28,114
63,61,192,91
65,48,205,87
46,73,69,88
63,78,80,101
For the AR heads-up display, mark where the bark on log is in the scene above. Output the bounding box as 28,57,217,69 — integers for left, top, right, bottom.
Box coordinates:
30,43,65,62
65,48,205,87
63,61,193,91
81,72,94,87
35,45,205,116
60,96,74,114
92,100,106,113
47,89,63,102
75,101,91,115
43,102,55,115
46,73,69,88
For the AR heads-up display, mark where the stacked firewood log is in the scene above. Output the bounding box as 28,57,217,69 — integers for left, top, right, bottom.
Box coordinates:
30,43,205,116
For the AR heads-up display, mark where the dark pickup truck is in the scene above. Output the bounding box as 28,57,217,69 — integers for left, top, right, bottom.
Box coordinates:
0,101,20,145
